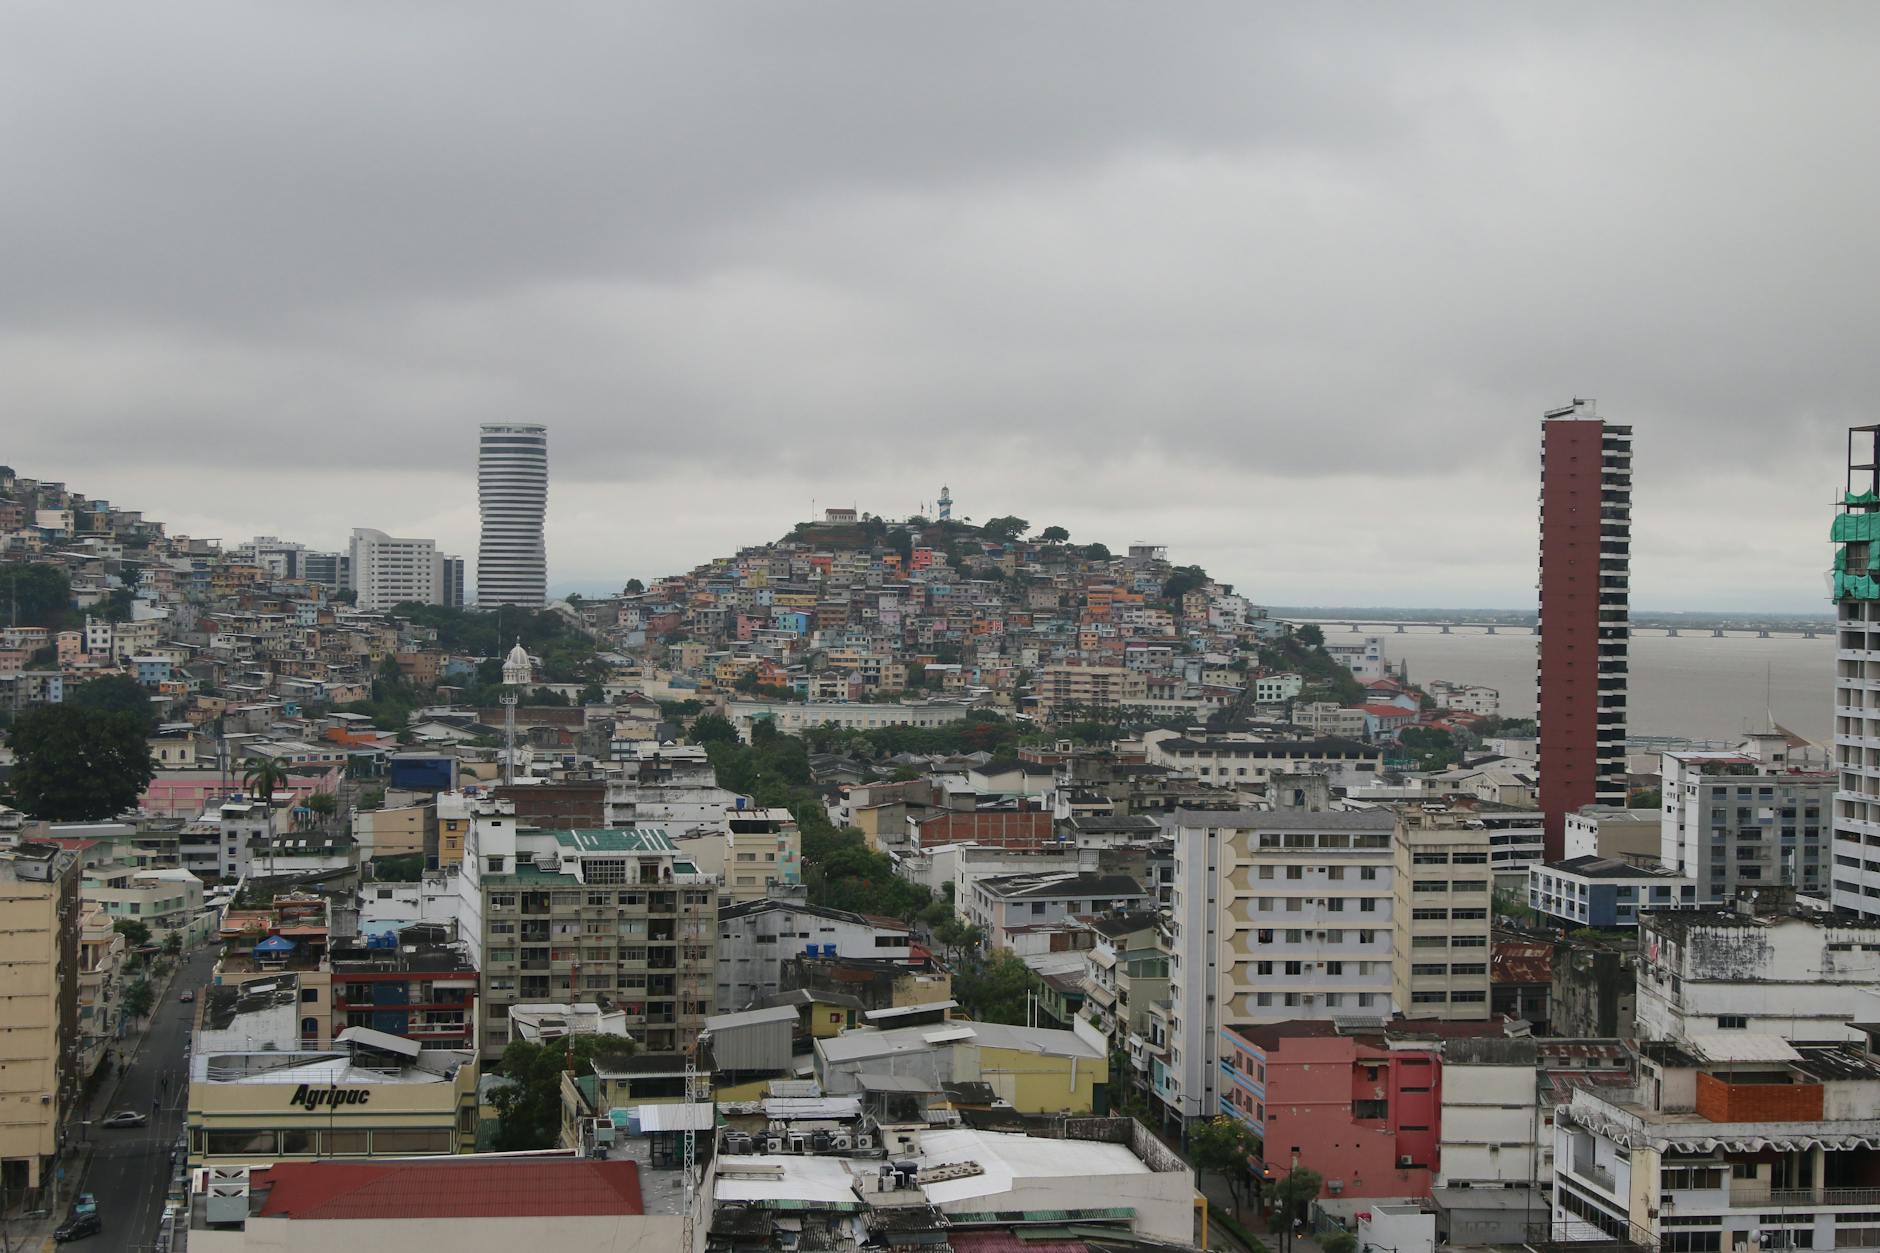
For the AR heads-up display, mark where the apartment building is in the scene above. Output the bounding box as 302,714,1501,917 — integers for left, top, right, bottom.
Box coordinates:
74,906,126,1080
715,899,913,1012
1165,803,1398,1129
346,528,462,611
1035,664,1147,714
1392,809,1495,1021
1143,730,1383,790
1219,1021,1444,1201
1528,856,1699,929
965,871,1151,949
1553,1036,1880,1252
723,805,801,904
1832,424,1880,918
1537,403,1632,861
466,820,717,1057
1432,1037,1632,1246
82,864,207,940
1635,903,1880,1045
1661,735,1831,903
0,841,81,1196
1076,914,1169,1097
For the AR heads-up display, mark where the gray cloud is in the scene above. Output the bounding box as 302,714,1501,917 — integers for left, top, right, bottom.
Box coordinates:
3,2,1873,608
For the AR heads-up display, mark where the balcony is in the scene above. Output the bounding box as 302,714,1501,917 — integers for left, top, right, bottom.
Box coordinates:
1573,1159,1617,1193
1772,1186,1880,1207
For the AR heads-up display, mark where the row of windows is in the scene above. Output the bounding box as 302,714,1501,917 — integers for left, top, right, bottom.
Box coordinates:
1256,864,1384,880
198,1127,457,1157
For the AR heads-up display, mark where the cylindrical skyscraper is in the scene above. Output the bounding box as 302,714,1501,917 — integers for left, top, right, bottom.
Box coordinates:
476,423,548,607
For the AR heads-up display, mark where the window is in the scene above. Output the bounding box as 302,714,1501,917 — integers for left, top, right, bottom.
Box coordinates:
1326,961,1344,975
371,1129,453,1154
1256,961,1273,976
1326,867,1344,881
1258,865,1275,880
1284,961,1304,976
1717,1014,1748,1029
1358,929,1377,944
1360,897,1378,912
301,989,318,1003
1360,867,1379,880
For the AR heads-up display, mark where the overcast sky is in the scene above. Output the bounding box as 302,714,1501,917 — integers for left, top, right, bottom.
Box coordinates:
4,3,1873,611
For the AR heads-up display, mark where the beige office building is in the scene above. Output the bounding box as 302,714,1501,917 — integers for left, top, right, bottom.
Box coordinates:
0,842,81,1195
1392,809,1495,1020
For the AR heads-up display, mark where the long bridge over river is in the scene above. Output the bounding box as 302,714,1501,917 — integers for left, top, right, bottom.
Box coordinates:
1291,618,1827,640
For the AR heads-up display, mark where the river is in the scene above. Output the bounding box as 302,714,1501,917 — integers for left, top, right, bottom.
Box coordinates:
1343,629,1835,746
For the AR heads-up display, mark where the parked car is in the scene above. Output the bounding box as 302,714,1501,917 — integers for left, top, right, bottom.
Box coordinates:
178,990,194,1003
55,1212,102,1242
101,1110,147,1129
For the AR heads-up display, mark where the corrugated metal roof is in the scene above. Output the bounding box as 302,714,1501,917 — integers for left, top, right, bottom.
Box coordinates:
632,1102,716,1132
1686,1033,1802,1064
703,1004,798,1031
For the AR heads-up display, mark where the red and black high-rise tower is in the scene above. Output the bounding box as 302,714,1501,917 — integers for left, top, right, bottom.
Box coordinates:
1538,400,1632,860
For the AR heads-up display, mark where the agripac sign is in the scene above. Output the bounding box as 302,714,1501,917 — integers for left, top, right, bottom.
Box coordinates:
289,1084,373,1111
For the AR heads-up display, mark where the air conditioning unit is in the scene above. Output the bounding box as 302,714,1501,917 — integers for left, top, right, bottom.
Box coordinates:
1399,1155,1415,1167
764,1136,784,1153
833,1134,853,1151
856,1134,876,1150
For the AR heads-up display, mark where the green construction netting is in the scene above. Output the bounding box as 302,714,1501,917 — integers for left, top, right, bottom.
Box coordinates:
1838,571,1880,600
1833,512,1880,542
1849,491,1880,506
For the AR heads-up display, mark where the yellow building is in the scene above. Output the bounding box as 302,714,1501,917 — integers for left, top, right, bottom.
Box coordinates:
815,1019,1107,1115
187,1031,478,1168
0,843,81,1195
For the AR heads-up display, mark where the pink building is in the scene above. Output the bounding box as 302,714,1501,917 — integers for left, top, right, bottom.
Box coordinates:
140,766,341,819
1221,1021,1451,1202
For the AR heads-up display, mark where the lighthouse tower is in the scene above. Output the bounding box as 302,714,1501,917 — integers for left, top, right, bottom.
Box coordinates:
937,485,953,522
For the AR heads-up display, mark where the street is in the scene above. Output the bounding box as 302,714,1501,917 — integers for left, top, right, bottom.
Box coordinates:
72,946,217,1253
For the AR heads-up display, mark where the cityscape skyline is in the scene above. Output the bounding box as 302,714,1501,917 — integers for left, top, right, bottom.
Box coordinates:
4,6,1875,611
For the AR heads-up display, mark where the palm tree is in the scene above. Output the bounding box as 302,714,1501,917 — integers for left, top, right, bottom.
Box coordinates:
243,755,291,881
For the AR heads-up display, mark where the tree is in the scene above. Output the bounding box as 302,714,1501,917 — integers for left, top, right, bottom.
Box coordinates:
305,792,339,818
121,979,155,1020
490,1034,639,1150
1084,541,1111,561
1039,525,1070,543
1161,565,1210,602
6,706,154,820
980,515,1030,543
162,931,183,956
623,578,645,595
954,951,1042,1025
244,756,291,878
1189,1116,1262,1217
1321,1233,1358,1253
687,713,740,746
102,586,137,623
1295,623,1325,648
113,918,152,949
0,564,74,628
1264,1167,1324,1253
70,674,157,732
580,682,607,705
372,854,424,882
358,787,386,812
1629,786,1662,809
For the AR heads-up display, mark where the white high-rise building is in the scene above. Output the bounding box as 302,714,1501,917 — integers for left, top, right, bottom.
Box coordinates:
1163,789,1397,1131
1833,424,1880,917
347,528,462,611
476,423,548,607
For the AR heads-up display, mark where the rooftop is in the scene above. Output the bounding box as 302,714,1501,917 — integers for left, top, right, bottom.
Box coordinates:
973,871,1149,901
549,828,679,854
248,1158,643,1220
1544,855,1690,881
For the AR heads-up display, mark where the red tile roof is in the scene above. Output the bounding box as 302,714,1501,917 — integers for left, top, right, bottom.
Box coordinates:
1358,704,1415,718
251,1159,644,1220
